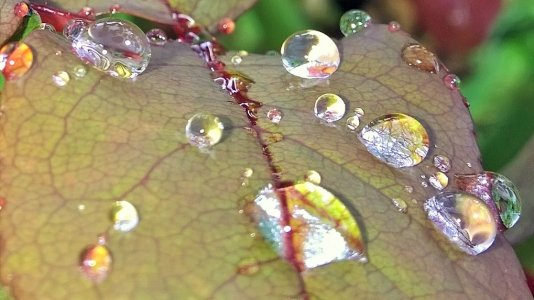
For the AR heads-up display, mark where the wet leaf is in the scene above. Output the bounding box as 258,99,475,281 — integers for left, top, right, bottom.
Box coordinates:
0,23,530,300
0,0,25,44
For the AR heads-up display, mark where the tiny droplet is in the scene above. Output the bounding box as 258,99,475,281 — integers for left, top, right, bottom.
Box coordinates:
110,200,139,232
79,7,95,17
109,4,121,14
185,113,224,148
314,93,346,122
339,9,372,36
346,115,361,130
80,243,112,282
267,108,283,124
52,71,70,87
443,73,461,90
14,2,30,17
428,171,449,190
217,18,235,34
433,155,451,173
73,65,87,78
146,28,168,46
304,170,321,185
388,21,401,32
391,198,407,213
402,44,439,73
231,55,243,65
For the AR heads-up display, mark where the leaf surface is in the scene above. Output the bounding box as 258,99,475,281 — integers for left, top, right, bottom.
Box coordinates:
0,0,24,44
0,21,530,300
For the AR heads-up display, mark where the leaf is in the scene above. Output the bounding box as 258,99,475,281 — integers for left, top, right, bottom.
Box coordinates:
0,0,25,44
0,22,530,300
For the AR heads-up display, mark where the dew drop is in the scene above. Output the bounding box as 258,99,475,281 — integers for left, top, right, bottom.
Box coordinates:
67,18,151,79
78,204,86,211
358,113,430,168
185,113,224,148
110,200,139,232
353,107,365,116
237,258,260,276
433,155,451,173
243,168,254,178
217,17,235,34
314,93,346,122
52,71,70,87
346,115,361,130
388,21,401,32
421,181,428,188
267,108,283,124
109,4,121,14
146,28,167,46
251,182,366,271
456,172,521,229
339,9,372,36
79,243,112,282
238,50,249,57
424,192,497,255
391,198,407,213
443,73,461,90
0,42,33,81
14,2,30,17
428,171,449,190
79,7,95,17
402,44,439,73
281,30,340,79
404,185,414,193
55,50,63,56
39,23,55,32
73,65,87,78
231,55,243,65
304,170,321,185
466,162,472,168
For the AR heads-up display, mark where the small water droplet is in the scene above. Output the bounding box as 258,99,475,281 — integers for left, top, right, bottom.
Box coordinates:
267,108,283,124
391,198,407,213
404,185,413,193
52,71,70,87
339,9,372,36
314,93,346,122
39,23,55,32
80,243,112,282
0,42,33,80
66,18,151,79
402,44,439,73
231,55,242,65
428,171,449,190
109,4,121,14
55,50,63,56
304,170,321,185
443,73,461,90
421,181,428,188
266,50,279,56
14,2,30,17
237,258,260,276
243,168,254,178
388,21,401,32
251,182,366,271
110,200,139,232
466,162,472,168
217,17,235,34
79,7,95,17
353,108,365,116
346,115,361,130
281,30,340,79
358,113,430,168
238,50,249,57
185,113,224,148
73,65,87,78
78,204,86,211
424,192,497,255
146,28,167,46
433,155,451,173
456,172,522,229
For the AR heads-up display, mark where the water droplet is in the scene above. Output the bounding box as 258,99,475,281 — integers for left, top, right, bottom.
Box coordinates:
238,50,248,57
456,172,521,229
404,185,414,193
266,50,279,56
79,243,112,282
39,23,55,32
388,21,401,32
428,171,449,190
67,18,151,79
79,7,95,17
443,73,461,90
55,50,63,56
314,93,346,122
52,71,70,87
466,162,472,168
346,115,361,130
304,170,321,185
146,28,167,46
78,204,86,211
14,2,30,17
402,44,439,73
251,182,366,271
354,108,365,116
421,181,428,188
391,198,407,213
358,113,430,168
109,4,121,14
231,55,242,65
424,192,497,255
73,65,87,78
281,30,340,79
0,42,33,80
185,113,224,148
110,200,139,232
267,108,283,124
217,17,235,34
339,9,372,36
237,258,260,276
243,168,254,178
433,155,451,173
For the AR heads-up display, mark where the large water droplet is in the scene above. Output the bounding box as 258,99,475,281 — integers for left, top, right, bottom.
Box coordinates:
358,113,430,168
110,200,139,232
339,9,372,36
52,71,70,87
80,243,112,282
267,108,283,124
281,30,340,79
0,42,34,80
456,172,521,229
428,171,449,190
146,28,167,46
14,2,30,17
314,93,346,122
185,113,224,148
66,18,151,79
424,192,496,255
433,155,451,173
251,182,366,271
402,44,439,73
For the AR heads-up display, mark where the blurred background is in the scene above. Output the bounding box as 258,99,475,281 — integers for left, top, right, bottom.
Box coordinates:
220,0,534,291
